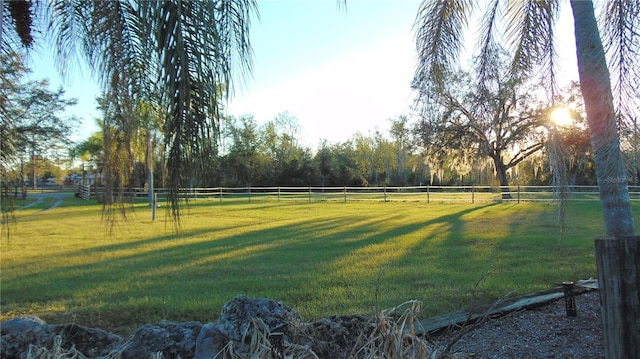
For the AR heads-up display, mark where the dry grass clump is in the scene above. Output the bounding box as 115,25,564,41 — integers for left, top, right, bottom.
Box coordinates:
350,300,432,358
26,300,466,359
215,300,453,359
214,317,318,359
27,335,87,359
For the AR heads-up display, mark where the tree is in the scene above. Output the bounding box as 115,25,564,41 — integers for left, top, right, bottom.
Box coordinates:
414,50,546,196
0,53,25,225
552,82,595,185
0,53,78,190
2,0,257,221
71,131,104,186
16,82,78,189
414,1,639,356
388,115,414,185
222,115,260,187
415,0,637,234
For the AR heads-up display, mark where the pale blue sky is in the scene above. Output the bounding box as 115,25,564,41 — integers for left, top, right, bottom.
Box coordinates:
26,0,579,147
227,0,422,146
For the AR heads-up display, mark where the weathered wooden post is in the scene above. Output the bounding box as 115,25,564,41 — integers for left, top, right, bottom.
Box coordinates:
562,281,577,317
595,236,640,358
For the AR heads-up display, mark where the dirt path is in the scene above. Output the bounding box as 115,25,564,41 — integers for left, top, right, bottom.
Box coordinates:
17,192,70,212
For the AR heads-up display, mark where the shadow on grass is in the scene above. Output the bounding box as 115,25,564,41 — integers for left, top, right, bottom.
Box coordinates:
2,201,599,334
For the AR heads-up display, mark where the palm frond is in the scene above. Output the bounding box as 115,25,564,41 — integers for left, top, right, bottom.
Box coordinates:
45,0,91,79
414,0,475,92
2,0,36,56
505,0,561,98
145,0,256,223
45,0,256,224
7,0,33,47
600,0,640,127
475,0,502,87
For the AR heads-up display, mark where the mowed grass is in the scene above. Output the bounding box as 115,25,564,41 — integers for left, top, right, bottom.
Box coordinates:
0,195,619,335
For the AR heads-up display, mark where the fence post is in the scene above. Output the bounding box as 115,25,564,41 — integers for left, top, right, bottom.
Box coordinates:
472,185,475,204
595,236,640,358
152,193,157,221
344,186,347,202
248,185,251,203
384,186,387,202
517,185,520,204
426,185,430,204
308,186,311,202
219,187,222,202
278,187,281,202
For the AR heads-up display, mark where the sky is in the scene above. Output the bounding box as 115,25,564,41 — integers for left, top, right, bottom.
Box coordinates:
26,0,579,148
225,0,422,147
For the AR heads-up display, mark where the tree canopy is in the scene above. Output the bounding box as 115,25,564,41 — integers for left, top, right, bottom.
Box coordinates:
413,0,639,236
413,48,548,193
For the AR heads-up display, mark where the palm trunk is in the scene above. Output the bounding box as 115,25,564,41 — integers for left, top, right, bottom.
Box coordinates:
571,0,634,237
572,2,639,358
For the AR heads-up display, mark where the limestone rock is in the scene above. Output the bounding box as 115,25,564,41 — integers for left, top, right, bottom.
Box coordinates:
193,295,302,357
0,317,122,359
115,321,202,359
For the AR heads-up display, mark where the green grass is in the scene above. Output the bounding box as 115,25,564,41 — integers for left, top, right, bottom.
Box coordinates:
0,195,620,335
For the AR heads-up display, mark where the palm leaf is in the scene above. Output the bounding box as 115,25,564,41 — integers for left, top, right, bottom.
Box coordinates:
505,0,560,98
146,0,256,223
600,0,640,126
414,0,475,92
45,0,256,224
475,0,502,87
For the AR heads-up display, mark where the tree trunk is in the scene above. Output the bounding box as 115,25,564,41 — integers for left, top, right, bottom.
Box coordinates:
492,156,512,199
571,0,634,237
571,2,638,358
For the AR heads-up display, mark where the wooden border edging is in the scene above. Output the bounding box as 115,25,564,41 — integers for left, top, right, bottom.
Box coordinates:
414,279,598,336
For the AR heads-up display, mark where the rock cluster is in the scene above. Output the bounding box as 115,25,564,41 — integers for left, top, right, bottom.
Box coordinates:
1,295,369,359
0,315,123,358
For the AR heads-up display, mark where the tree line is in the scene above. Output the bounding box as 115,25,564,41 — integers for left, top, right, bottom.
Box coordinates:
5,49,638,198
0,52,612,194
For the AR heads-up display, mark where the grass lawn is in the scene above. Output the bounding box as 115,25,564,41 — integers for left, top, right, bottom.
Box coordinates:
0,195,618,335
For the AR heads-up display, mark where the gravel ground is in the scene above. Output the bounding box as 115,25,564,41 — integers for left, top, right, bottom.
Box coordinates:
428,291,603,358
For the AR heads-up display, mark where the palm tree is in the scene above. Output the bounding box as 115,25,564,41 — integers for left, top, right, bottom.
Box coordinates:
415,0,638,236
2,0,257,222
414,1,639,356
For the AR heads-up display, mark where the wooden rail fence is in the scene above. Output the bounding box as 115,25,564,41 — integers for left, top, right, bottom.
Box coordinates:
73,185,640,203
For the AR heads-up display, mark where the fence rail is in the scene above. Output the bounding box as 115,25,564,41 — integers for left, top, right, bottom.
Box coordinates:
78,185,640,203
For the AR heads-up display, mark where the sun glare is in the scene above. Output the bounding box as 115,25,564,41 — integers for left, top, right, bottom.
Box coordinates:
550,107,573,127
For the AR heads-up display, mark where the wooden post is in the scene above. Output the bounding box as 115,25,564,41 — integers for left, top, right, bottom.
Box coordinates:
595,236,640,358
278,187,281,202
343,186,347,202
151,193,157,222
308,186,311,202
384,186,387,202
472,185,475,204
426,185,430,204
